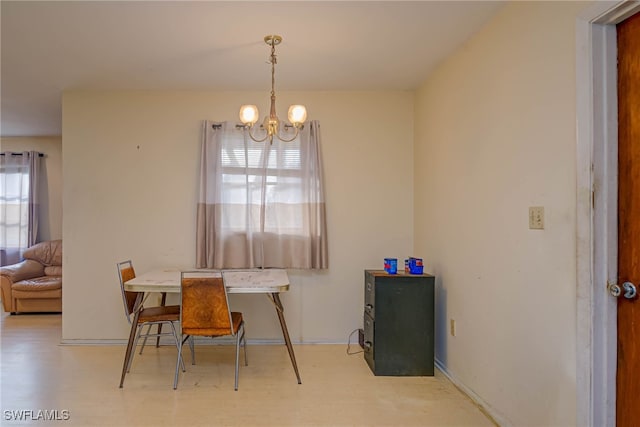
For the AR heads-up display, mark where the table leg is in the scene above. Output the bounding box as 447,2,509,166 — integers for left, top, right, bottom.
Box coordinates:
119,293,142,388
156,292,167,347
271,292,302,384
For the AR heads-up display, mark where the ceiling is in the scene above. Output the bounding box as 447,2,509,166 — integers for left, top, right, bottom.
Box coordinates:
0,1,503,137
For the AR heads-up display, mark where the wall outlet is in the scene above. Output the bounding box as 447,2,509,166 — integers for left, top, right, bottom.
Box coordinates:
529,206,544,229
450,319,456,337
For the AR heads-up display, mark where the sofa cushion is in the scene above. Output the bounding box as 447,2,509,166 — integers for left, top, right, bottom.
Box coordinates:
23,240,62,267
44,266,62,276
12,276,62,291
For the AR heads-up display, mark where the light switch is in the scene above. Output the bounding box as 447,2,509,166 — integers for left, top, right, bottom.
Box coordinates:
529,206,544,229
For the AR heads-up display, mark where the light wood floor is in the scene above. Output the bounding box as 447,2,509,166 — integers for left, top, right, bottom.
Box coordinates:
0,312,496,426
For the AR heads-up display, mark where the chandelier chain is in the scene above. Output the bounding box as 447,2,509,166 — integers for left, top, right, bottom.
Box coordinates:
270,40,277,98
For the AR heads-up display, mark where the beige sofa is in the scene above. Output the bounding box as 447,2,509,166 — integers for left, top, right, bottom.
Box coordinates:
0,240,62,314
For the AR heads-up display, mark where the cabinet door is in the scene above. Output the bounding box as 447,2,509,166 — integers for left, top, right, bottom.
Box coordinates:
374,278,434,375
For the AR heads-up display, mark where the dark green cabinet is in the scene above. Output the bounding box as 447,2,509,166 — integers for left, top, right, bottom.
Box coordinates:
363,270,435,376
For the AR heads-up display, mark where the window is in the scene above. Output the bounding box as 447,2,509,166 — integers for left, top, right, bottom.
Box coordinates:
0,162,30,249
196,121,328,269
0,151,42,266
220,131,305,233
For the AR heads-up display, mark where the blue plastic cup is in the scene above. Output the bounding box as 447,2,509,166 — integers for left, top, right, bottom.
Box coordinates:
384,258,398,274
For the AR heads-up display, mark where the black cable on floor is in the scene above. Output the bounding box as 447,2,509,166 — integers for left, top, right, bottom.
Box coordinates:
346,328,363,355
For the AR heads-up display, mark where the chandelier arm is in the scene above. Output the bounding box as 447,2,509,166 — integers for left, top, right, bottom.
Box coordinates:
244,125,270,143
276,127,300,143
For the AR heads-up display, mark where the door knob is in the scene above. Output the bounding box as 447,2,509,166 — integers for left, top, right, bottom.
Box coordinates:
609,281,637,299
622,282,637,299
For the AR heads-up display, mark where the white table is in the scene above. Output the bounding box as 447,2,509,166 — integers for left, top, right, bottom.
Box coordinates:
124,269,290,294
121,268,301,386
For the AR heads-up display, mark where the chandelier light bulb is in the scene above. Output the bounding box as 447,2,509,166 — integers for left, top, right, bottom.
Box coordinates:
239,105,260,125
288,105,307,126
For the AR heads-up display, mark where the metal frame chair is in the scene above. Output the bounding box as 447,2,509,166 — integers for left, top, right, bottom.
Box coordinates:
174,271,247,390
117,260,185,387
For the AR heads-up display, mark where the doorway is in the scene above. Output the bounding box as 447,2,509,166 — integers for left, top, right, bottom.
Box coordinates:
576,2,640,426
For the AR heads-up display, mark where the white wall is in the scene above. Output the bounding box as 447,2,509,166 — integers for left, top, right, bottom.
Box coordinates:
61,90,414,342
0,136,63,242
414,2,587,426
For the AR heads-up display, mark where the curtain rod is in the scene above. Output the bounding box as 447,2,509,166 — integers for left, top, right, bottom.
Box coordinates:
211,123,300,130
0,152,45,157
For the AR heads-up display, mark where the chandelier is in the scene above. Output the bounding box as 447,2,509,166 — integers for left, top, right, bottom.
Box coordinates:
239,35,307,144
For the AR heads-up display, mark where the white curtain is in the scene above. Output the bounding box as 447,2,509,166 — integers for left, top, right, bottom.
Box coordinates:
196,120,328,269
0,151,42,266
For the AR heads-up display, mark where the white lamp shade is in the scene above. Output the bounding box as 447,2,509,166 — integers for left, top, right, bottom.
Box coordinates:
239,105,260,125
287,105,307,125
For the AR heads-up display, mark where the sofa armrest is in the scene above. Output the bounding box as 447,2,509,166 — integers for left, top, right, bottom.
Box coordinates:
1,260,46,312
1,276,13,312
0,260,46,283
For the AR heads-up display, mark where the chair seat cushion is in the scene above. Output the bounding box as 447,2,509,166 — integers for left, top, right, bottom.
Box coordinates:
138,305,180,323
12,276,62,291
183,312,243,336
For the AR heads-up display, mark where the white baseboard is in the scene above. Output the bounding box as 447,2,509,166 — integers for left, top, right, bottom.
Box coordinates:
434,358,509,427
58,338,346,346
59,339,126,346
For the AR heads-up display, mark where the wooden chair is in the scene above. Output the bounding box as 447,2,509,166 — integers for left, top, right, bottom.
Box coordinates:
174,271,247,390
117,260,185,387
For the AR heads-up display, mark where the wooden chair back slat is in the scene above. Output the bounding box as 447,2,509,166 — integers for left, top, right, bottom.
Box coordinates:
181,276,232,334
